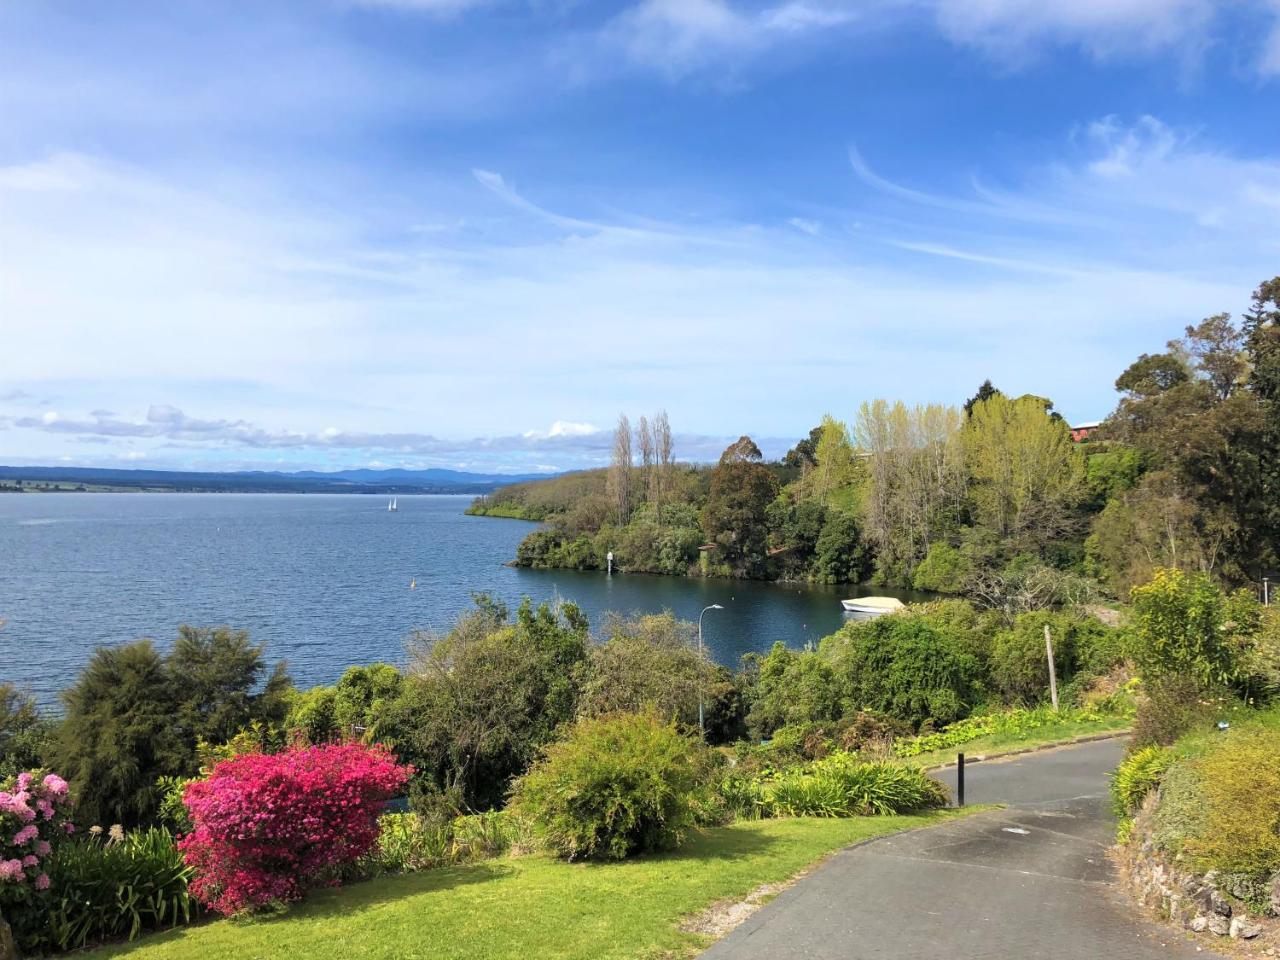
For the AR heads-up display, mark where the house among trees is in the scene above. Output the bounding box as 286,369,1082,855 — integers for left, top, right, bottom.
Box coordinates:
1070,420,1101,443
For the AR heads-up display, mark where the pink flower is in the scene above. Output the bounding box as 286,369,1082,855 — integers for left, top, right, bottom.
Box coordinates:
21,855,37,868
12,824,38,846
41,773,68,797
35,840,51,856
0,859,24,882
15,773,32,791
35,872,50,890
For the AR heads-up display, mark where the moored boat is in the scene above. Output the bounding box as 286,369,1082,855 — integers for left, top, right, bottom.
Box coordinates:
840,596,906,616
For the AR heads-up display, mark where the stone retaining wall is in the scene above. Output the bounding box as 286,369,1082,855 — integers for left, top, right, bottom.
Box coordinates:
1119,791,1277,950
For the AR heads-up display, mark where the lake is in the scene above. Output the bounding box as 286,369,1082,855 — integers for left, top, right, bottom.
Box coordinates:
0,494,928,707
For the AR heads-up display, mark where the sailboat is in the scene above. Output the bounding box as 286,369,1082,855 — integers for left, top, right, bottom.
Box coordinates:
387,497,398,512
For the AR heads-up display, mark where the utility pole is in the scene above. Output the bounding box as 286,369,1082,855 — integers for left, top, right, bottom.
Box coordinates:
1044,624,1059,712
697,604,724,736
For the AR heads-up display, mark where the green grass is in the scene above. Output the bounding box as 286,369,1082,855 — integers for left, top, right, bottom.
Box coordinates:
906,715,1131,768
81,811,973,960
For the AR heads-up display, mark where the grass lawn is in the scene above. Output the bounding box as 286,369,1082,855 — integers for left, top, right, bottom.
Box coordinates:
906,715,1132,768
83,811,973,960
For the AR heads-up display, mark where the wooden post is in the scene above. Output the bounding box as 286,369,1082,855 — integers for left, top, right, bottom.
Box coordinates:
1044,624,1059,712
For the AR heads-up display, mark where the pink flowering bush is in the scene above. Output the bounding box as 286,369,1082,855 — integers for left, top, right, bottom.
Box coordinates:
0,770,74,945
179,742,411,914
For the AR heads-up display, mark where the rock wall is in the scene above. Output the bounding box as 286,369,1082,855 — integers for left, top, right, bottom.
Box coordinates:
1119,791,1276,948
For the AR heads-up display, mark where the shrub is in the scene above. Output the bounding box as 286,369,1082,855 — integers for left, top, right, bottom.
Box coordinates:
745,643,842,741
510,712,715,861
37,827,195,955
1130,674,1225,748
990,612,1119,706
1110,745,1172,818
911,542,973,594
822,616,983,729
178,742,411,914
362,811,511,876
0,771,74,948
1181,728,1280,877
1128,568,1240,687
720,754,948,820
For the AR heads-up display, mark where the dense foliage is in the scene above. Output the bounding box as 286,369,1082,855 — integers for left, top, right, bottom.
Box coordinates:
510,712,715,861
473,276,1278,607
49,628,290,826
178,743,411,914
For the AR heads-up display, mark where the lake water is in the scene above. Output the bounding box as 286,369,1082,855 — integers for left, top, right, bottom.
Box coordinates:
0,494,928,707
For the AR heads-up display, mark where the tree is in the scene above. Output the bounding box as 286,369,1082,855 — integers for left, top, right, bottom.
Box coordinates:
606,413,633,524
813,513,872,584
636,415,655,506
169,625,291,749
855,400,965,582
1244,277,1280,578
52,640,188,826
963,394,1085,553
1129,568,1242,687
577,612,736,740
783,425,824,471
652,410,674,521
963,379,1002,417
811,414,854,505
704,437,779,576
1115,353,1190,397
393,598,589,810
0,683,51,779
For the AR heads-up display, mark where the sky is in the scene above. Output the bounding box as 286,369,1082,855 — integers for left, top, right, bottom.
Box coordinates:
2,0,1279,474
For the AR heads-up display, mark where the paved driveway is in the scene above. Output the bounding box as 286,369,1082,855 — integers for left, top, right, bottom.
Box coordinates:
701,739,1218,960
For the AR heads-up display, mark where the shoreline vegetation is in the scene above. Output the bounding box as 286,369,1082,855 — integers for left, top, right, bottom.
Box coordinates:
466,276,1279,602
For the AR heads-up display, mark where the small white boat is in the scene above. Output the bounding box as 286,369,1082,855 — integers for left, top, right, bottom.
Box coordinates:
840,596,905,616
387,497,398,512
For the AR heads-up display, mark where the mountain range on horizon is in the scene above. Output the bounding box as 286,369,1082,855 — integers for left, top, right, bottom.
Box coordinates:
0,464,560,495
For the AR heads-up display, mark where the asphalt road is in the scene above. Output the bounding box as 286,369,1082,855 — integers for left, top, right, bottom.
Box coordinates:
700,739,1219,960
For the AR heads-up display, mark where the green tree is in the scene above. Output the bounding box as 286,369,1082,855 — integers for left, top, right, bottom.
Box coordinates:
963,379,1002,417
1128,568,1241,687
169,625,291,749
963,394,1085,553
911,541,973,593
0,683,52,779
577,612,739,741
813,512,872,584
811,414,855,505
51,640,187,826
391,598,590,810
744,643,842,741
703,437,780,577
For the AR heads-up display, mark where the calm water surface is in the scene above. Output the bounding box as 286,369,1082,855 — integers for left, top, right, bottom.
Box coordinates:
0,494,927,706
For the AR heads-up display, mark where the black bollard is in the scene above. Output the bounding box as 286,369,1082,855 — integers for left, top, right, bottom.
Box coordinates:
957,752,965,808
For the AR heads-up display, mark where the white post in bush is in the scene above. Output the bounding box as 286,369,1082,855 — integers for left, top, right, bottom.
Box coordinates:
1044,624,1059,712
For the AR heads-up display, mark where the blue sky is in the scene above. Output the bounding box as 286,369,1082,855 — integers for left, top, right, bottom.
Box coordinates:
2,0,1279,473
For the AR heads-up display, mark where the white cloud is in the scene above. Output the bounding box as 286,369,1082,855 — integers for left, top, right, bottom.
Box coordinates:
593,0,1280,79
787,217,821,236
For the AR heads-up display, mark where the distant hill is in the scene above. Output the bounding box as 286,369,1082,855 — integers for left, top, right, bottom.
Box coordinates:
0,465,553,495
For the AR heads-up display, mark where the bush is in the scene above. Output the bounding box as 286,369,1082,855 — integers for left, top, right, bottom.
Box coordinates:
911,542,973,594
1128,568,1241,687
744,643,842,741
720,754,948,820
363,811,512,876
178,743,412,914
0,771,74,949
510,712,715,861
1181,728,1280,877
822,615,984,729
34,827,195,955
1110,745,1172,818
990,612,1119,706
1130,674,1225,748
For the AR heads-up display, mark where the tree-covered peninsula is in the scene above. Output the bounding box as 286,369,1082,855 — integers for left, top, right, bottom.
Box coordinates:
470,276,1280,599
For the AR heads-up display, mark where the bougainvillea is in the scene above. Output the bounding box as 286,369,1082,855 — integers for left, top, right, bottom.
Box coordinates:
0,771,75,933
178,742,411,914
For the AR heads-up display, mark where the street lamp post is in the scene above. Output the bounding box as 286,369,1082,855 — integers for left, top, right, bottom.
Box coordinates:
697,604,724,736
